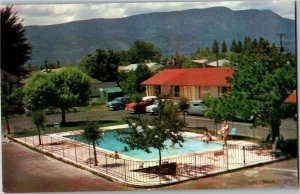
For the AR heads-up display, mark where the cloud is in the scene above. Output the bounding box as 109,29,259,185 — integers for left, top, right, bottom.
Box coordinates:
3,0,295,26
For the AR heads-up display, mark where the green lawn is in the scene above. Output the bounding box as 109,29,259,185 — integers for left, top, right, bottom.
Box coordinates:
13,120,126,138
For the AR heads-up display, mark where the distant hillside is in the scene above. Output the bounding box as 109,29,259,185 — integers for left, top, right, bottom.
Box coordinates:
25,7,295,65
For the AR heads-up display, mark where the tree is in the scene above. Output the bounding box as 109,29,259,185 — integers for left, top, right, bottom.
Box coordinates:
179,97,189,125
219,43,296,143
237,40,243,53
79,49,120,81
212,39,219,66
1,80,24,134
23,73,57,111
128,40,162,63
221,41,227,53
31,110,46,145
243,36,252,52
135,64,152,93
23,67,90,123
82,122,103,166
1,6,31,134
230,39,238,52
121,64,152,95
1,6,32,76
116,100,185,168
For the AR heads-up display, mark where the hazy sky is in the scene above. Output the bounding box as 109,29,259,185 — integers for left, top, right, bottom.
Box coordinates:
1,0,296,26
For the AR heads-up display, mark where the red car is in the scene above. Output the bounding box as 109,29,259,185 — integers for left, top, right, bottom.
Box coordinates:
125,96,158,113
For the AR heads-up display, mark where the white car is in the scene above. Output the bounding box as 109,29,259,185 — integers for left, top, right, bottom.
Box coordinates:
146,100,159,114
187,100,204,115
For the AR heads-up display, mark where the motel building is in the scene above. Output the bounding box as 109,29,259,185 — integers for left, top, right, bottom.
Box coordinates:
142,67,234,101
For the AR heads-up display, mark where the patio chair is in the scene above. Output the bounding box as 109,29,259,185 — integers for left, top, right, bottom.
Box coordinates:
228,127,237,139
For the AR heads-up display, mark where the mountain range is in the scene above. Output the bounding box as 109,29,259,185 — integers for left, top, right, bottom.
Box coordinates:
25,6,296,65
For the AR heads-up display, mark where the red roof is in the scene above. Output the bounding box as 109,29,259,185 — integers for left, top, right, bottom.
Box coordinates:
284,90,296,103
142,68,234,86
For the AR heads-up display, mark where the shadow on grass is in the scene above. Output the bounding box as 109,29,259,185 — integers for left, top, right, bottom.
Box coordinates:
60,120,117,127
280,139,298,158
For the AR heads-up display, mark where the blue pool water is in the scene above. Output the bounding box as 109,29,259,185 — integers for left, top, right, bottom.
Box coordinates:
65,130,223,161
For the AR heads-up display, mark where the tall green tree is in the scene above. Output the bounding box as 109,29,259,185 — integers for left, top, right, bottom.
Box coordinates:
31,110,46,145
116,100,185,167
222,43,295,142
82,122,103,166
1,6,31,76
179,97,189,125
221,40,227,53
23,67,90,123
1,6,31,133
230,39,238,52
1,80,24,134
212,39,219,66
79,48,120,81
128,40,162,63
121,64,152,95
237,40,243,53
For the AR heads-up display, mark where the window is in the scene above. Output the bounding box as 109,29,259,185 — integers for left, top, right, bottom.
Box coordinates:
174,86,180,97
154,85,161,96
198,87,201,98
222,87,230,94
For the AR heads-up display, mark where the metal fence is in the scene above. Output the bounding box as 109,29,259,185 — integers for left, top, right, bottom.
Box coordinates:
18,134,280,186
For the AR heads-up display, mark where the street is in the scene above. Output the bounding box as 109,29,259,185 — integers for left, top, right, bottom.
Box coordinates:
3,107,297,140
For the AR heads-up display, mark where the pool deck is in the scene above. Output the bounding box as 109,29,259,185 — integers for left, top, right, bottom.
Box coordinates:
13,127,282,187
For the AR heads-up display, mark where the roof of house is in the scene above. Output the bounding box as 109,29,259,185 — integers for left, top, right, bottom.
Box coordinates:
284,90,296,103
191,59,208,64
142,67,234,86
99,81,119,88
207,59,230,67
119,63,159,72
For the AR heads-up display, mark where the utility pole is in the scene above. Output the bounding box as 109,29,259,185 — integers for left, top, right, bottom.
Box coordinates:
277,33,286,53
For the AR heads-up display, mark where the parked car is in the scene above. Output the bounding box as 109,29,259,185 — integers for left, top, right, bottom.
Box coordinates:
146,99,173,115
125,96,158,113
187,100,203,115
106,96,132,110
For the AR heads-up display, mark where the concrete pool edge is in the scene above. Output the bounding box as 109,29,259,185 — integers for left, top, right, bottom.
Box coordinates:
12,129,285,188
12,136,287,188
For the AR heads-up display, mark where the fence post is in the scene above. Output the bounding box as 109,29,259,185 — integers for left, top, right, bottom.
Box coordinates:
242,146,246,166
89,144,91,168
194,154,197,177
226,147,229,170
105,154,108,173
75,144,77,162
51,137,53,153
62,140,64,157
33,136,34,146
124,160,126,182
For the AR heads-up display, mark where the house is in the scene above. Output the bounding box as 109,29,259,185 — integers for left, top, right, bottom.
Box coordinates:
141,67,234,101
99,81,123,101
191,59,230,68
89,78,102,97
191,59,209,67
207,59,230,67
119,62,162,72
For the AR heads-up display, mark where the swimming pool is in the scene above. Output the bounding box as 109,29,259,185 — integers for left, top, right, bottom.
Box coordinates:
65,130,223,161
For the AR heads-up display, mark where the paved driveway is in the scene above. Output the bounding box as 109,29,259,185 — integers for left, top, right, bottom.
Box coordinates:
2,142,298,192
2,142,135,193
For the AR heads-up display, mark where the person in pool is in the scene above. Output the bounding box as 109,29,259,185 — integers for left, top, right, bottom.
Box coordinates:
201,128,212,143
110,151,120,159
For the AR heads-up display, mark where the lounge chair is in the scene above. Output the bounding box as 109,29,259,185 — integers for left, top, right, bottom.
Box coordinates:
228,127,237,139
